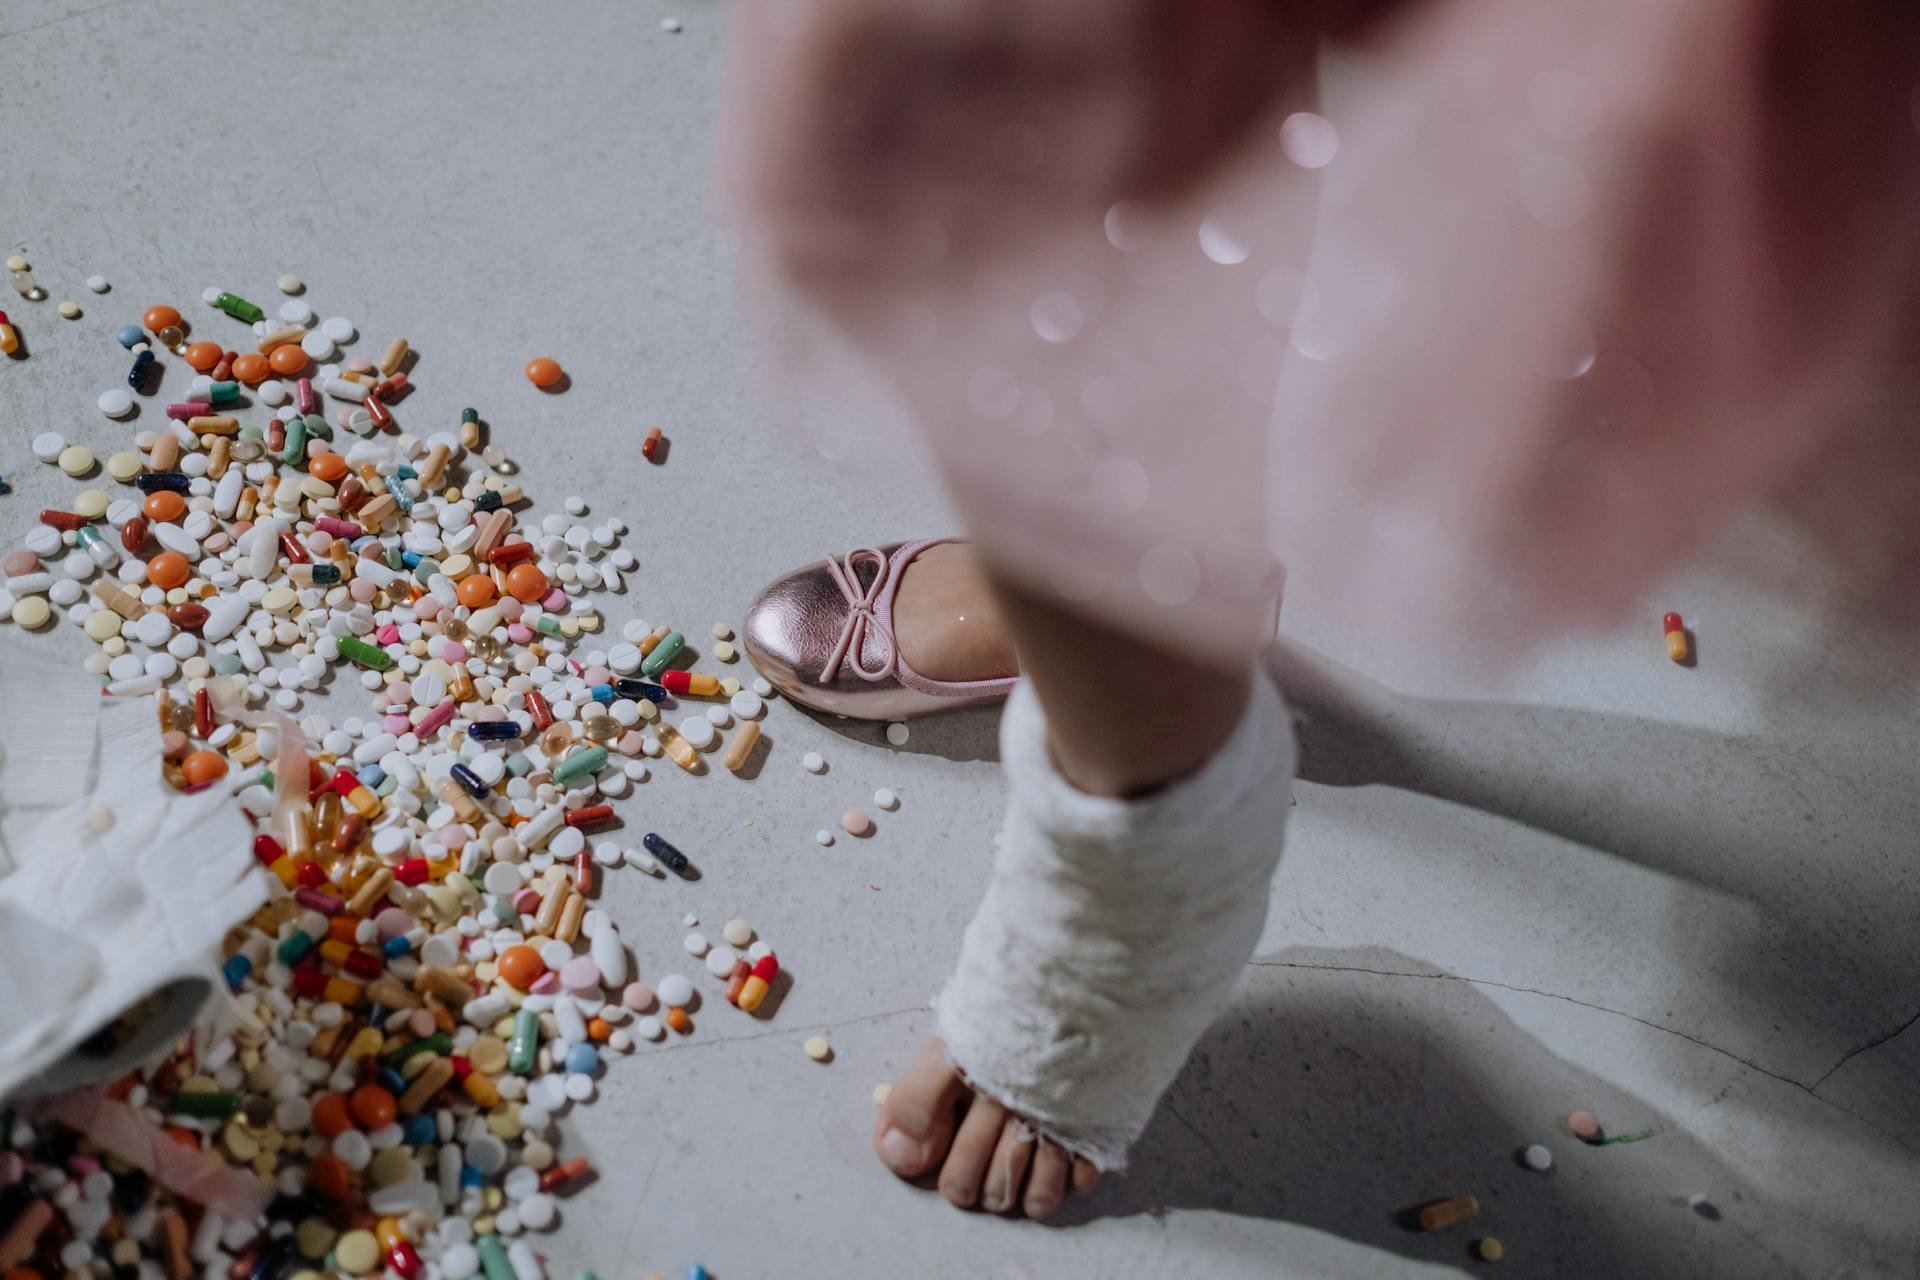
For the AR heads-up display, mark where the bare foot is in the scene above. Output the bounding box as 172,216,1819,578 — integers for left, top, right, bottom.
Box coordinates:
874,1036,1100,1218
892,543,1019,683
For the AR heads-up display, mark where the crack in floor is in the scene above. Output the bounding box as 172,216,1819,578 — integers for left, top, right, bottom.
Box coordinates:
635,1003,926,1057
1248,957,1918,1154
1809,1003,1920,1090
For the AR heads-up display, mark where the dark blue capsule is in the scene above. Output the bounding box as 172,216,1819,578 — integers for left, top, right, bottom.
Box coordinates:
641,832,690,874
305,563,341,585
383,934,412,959
127,348,155,389
475,490,505,512
247,1234,298,1280
396,463,418,480
468,720,523,742
450,762,489,797
222,953,253,990
369,1005,392,1030
378,1066,407,1094
403,1113,437,1147
460,1164,485,1188
613,677,668,704
134,471,189,493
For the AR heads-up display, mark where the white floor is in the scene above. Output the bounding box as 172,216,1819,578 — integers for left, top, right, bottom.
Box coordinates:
2,2,1916,1275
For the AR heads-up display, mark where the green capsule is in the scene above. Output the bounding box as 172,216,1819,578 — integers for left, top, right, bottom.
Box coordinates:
215,291,264,323
337,636,393,671
302,411,329,440
640,630,685,677
168,1089,242,1118
507,1009,540,1074
534,616,561,636
552,746,608,785
282,416,307,466
207,380,240,405
383,1031,451,1069
477,1236,516,1280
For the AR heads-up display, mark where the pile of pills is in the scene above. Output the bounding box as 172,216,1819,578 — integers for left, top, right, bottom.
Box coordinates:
0,274,798,1280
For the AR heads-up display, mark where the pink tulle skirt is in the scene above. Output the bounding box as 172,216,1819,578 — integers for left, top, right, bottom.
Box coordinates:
723,0,1920,668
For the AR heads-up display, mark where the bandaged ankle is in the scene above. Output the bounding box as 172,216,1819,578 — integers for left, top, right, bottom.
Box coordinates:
934,670,1297,1171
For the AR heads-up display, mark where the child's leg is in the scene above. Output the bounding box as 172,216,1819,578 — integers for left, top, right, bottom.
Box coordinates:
876,572,1289,1216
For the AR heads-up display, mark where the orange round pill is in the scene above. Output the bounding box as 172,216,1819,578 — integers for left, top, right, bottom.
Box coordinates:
142,490,187,522
311,1092,353,1139
180,751,228,787
666,1007,691,1033
146,551,190,590
524,357,563,389
143,305,182,333
456,575,497,608
183,341,223,372
306,1153,352,1202
505,564,548,603
230,352,270,385
497,944,545,991
587,1017,611,1042
348,1084,397,1130
268,344,308,376
309,452,348,483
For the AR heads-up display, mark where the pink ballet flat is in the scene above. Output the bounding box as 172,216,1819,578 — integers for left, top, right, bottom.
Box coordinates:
741,538,1017,720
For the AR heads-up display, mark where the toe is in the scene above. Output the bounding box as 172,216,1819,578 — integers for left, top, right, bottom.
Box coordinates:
937,1096,1006,1208
1023,1141,1070,1220
981,1116,1036,1214
874,1036,969,1178
1069,1155,1102,1197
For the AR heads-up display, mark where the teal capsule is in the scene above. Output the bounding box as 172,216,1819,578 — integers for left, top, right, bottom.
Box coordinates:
552,746,608,785
207,380,240,405
275,929,315,966
508,1009,540,1074
476,1236,516,1280
640,630,685,677
534,616,561,636
168,1089,242,1118
282,416,307,466
215,291,264,323
337,636,394,671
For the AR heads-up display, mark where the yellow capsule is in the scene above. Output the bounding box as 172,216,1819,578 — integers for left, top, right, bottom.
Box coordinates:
1416,1194,1480,1232
723,720,761,772
658,724,700,773
0,317,18,354
462,1071,501,1108
1665,628,1688,663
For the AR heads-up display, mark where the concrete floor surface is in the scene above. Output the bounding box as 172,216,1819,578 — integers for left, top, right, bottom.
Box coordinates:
2,2,1916,1276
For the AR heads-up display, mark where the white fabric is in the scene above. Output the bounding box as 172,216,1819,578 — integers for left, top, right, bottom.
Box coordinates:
935,670,1297,1170
0,648,263,1100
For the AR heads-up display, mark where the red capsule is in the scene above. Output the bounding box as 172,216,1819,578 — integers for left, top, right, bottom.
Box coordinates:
339,947,381,980
447,1054,474,1081
336,476,367,512
39,509,85,531
524,690,553,731
537,1156,593,1194
373,372,409,401
394,858,429,886
168,602,210,630
386,1242,423,1280
723,958,751,1006
278,531,310,564
642,426,663,461
296,377,317,415
334,812,365,853
294,886,344,915
485,542,535,566
289,966,327,1000
211,354,234,382
121,515,149,554
1662,611,1683,634
364,393,393,430
297,860,329,889
564,804,612,829
266,420,286,451
194,686,214,739
573,849,593,897
165,402,211,421
252,834,287,867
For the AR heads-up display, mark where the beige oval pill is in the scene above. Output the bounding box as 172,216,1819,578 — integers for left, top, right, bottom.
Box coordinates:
72,489,109,519
12,597,51,629
107,452,143,482
260,586,297,614
442,553,473,579
84,610,122,641
58,445,95,476
299,476,335,499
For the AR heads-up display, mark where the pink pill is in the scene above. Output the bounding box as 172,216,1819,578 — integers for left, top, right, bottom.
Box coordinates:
382,713,410,735
559,957,602,993
621,982,656,1012
204,531,231,554
414,596,443,620
1568,1109,1600,1139
613,731,646,757
506,624,532,644
841,808,872,836
440,642,466,663
581,666,611,685
350,578,377,602
386,680,412,705
528,971,560,996
409,1008,437,1037
375,907,413,940
346,355,374,373
2,551,39,576
511,887,543,915
307,532,333,555
375,624,400,645
540,588,567,611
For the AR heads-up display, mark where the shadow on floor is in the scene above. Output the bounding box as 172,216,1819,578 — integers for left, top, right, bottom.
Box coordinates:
788,697,1002,765
1262,640,1920,1110
1054,946,1918,1278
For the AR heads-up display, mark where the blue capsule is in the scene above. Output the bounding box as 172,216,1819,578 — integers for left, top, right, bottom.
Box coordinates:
127,348,155,390
641,832,690,875
396,463,418,480
378,1066,407,1094
450,762,489,797
588,684,616,705
357,765,386,790
134,471,189,492
468,720,523,742
399,547,422,569
612,677,668,704
403,1113,437,1147
222,953,253,990
383,934,413,959
461,1164,485,1188
116,323,144,349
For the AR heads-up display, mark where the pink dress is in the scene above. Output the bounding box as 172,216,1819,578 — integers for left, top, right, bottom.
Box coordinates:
723,0,1920,666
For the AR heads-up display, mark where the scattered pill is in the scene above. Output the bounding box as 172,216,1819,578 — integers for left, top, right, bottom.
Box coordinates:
1567,1110,1600,1139
525,356,564,388
1663,611,1688,663
58,445,95,476
86,274,108,292
842,808,871,836
32,431,65,462
886,721,909,746
872,1083,892,1106
58,299,79,318
97,388,133,418
874,788,898,810
1416,1195,1480,1232
803,1035,832,1062
1522,1144,1552,1172
277,273,303,294
802,751,825,774
816,829,834,846
1477,1237,1504,1262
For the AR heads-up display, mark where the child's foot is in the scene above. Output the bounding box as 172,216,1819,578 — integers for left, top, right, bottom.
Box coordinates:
875,1036,1101,1217
875,673,1298,1207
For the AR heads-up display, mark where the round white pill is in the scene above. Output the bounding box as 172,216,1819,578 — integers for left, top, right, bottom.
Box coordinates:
875,788,899,810
86,275,108,293
886,721,910,746
678,717,715,750
277,273,303,295
752,677,773,697
279,300,312,325
259,380,290,407
97,389,133,418
704,945,738,977
635,1016,663,1041
815,830,834,846
729,691,763,719
683,932,708,957
300,330,335,360
802,752,825,774
656,974,694,1006
722,918,752,947
607,642,641,674
32,432,66,463
321,316,356,341
1523,1144,1553,1172
517,1192,556,1231
704,706,729,727
564,496,586,515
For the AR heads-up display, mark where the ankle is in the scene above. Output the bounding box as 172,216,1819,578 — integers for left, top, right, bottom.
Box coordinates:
1042,666,1254,800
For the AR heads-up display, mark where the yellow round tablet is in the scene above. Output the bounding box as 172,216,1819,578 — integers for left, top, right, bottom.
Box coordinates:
294,1217,336,1260
84,611,121,641
107,452,143,482
58,445,95,477
102,636,126,656
260,586,297,613
803,1035,832,1062
73,489,109,519
11,597,51,629
332,1229,380,1276
713,640,737,662
442,553,473,579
